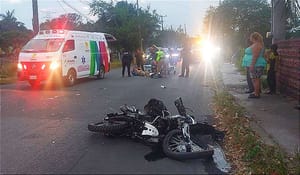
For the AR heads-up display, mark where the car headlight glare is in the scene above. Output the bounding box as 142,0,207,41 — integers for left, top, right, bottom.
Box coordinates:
50,61,59,70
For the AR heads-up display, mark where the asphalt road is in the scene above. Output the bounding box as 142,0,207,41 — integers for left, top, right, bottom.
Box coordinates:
0,62,226,174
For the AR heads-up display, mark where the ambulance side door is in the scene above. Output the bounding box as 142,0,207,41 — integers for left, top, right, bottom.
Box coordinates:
76,40,90,77
62,39,76,77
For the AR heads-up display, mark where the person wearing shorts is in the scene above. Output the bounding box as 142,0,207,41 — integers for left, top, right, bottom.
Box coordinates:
250,66,264,79
247,32,267,98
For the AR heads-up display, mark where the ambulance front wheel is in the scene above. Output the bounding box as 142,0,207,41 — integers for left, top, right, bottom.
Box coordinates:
65,69,76,86
97,65,105,79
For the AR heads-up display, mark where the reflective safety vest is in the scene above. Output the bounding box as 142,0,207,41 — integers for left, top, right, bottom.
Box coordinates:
156,50,164,61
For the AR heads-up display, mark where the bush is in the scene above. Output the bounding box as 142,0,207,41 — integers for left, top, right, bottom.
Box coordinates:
235,48,246,74
0,61,17,78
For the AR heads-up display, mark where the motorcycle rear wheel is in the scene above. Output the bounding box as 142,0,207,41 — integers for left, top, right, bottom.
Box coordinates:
88,120,128,133
162,129,214,160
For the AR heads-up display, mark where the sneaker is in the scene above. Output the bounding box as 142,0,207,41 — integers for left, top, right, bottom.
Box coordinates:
245,90,254,94
178,75,184,77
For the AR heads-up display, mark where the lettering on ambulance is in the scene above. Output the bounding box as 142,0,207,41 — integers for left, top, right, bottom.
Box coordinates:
78,64,89,72
99,41,109,72
76,41,90,75
89,41,98,75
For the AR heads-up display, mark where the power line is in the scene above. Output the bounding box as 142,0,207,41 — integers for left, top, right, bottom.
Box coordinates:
57,0,67,14
59,0,94,23
79,0,90,6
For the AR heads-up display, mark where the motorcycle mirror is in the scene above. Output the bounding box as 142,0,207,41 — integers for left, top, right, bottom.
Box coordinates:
174,97,187,116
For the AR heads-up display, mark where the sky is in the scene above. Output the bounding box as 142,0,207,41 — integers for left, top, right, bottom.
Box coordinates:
0,0,220,36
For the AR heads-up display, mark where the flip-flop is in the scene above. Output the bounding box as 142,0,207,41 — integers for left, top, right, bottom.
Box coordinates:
248,93,260,99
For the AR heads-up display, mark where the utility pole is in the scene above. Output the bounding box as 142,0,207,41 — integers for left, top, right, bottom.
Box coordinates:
32,0,39,35
272,0,286,43
159,15,167,31
136,0,142,50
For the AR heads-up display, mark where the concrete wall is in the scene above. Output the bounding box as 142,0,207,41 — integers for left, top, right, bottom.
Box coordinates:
276,39,300,101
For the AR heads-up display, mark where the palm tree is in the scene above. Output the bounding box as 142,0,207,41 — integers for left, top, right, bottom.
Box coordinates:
0,10,32,57
284,0,300,31
0,10,27,32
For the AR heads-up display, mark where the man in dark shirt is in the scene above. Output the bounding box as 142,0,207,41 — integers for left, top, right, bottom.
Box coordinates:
179,41,192,78
122,50,133,77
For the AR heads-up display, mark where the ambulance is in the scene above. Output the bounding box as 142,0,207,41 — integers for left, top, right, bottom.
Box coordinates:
17,30,116,87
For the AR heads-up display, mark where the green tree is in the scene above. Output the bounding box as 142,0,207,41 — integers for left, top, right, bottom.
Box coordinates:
90,0,161,51
159,29,186,48
40,13,83,30
0,10,27,32
203,0,271,56
0,10,32,58
285,0,300,38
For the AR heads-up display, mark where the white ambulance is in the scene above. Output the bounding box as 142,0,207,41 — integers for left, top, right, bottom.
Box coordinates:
17,30,116,87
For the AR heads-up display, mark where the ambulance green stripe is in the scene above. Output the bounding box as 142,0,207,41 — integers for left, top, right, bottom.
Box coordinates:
90,41,97,75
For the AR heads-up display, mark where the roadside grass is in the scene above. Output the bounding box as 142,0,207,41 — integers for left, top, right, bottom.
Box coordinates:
110,59,122,69
0,62,17,84
212,91,300,174
290,150,300,175
0,76,17,85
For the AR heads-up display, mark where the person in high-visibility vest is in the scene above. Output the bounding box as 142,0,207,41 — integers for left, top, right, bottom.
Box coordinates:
155,48,165,75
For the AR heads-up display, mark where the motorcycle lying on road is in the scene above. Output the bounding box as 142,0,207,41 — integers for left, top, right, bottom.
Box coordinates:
88,97,224,160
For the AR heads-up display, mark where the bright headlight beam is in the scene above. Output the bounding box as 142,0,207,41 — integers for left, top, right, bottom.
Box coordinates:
201,40,215,62
50,61,59,70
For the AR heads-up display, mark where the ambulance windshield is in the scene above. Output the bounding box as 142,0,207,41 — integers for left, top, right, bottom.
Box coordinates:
21,39,64,53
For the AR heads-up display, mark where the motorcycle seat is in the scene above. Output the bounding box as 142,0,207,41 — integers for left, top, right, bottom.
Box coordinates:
138,113,155,122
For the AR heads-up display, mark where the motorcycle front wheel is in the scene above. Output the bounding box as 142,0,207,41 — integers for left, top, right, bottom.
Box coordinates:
162,129,214,160
88,120,129,134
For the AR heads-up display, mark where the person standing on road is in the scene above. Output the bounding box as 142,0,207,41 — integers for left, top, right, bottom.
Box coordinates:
265,44,279,94
242,39,255,94
135,48,144,71
149,45,158,74
247,32,267,98
153,46,164,75
179,40,192,78
121,49,133,77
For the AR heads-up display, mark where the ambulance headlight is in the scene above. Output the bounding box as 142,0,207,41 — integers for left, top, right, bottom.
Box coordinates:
41,64,46,70
17,63,23,70
50,61,59,70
